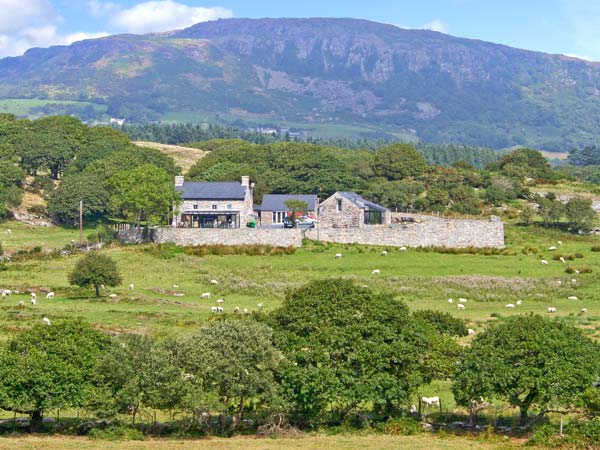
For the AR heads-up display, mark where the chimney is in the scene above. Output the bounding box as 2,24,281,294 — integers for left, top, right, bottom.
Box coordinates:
241,176,250,188
175,175,184,187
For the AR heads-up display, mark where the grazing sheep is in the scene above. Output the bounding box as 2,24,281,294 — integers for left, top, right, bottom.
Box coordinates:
457,304,465,310
216,306,224,313
560,257,566,264
547,307,557,313
468,329,476,335
421,396,440,407
1,292,5,300
516,300,523,306
210,279,219,285
400,247,407,252
30,293,36,300
108,294,118,298
572,278,577,284
541,260,549,265
173,284,179,289
129,284,134,290
5,229,11,235
557,280,562,286
549,246,557,251
575,270,580,274
30,298,36,305
362,285,369,289
409,404,417,414
581,308,588,313
42,317,51,326
243,308,249,314
447,298,454,304
201,292,211,299
568,296,579,301
257,303,263,309
234,306,240,313
46,292,54,299
505,304,515,308
211,306,218,313
216,299,224,304
18,300,24,308
372,269,381,276
335,253,342,259
381,251,388,256
459,298,468,303
557,241,563,245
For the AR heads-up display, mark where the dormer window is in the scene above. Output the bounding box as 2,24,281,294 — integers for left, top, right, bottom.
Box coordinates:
193,204,198,210
212,204,218,210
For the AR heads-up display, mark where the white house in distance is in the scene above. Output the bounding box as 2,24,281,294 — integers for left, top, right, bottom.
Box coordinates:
173,176,254,228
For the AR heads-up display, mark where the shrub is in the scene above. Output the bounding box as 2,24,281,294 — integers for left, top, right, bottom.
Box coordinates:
591,245,600,252
552,254,576,261
383,417,422,436
184,244,296,257
89,425,145,441
413,310,468,336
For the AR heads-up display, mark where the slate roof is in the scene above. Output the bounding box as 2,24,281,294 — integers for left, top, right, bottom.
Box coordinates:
177,182,246,200
337,192,388,212
259,194,318,212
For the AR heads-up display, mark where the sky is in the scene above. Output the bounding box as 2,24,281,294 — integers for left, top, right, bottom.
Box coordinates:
1,0,600,61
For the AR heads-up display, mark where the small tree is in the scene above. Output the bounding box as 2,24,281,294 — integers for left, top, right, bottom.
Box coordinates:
453,315,600,425
566,197,596,232
520,204,536,225
69,252,122,297
284,199,309,227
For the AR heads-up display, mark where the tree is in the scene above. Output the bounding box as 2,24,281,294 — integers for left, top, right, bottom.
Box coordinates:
520,204,536,225
284,199,309,227
566,197,596,232
372,143,428,180
108,164,180,227
493,148,553,181
537,195,565,227
94,334,190,424
47,173,109,225
69,252,122,297
453,315,600,425
268,279,435,425
175,319,281,433
0,321,111,429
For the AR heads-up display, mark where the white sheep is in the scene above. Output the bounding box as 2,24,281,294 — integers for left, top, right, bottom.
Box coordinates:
457,304,465,310
211,306,218,313
421,396,440,407
1,292,5,300
571,278,577,284
46,292,54,299
42,317,51,326
581,308,588,313
30,298,36,305
400,247,407,252
234,306,240,313
381,251,388,256
173,284,179,289
516,300,523,306
109,294,118,298
257,303,263,309
216,299,224,303
30,293,36,300
575,270,580,274
557,280,562,286
409,404,417,414
568,296,579,301
18,300,24,307
459,298,468,303
548,246,557,251
448,298,454,304
216,306,224,313
243,308,249,314
129,284,134,290
541,259,549,265
335,253,342,259
559,257,566,264
547,307,557,313
557,241,563,245
201,292,211,299
372,269,381,276
5,229,11,235
210,279,219,285
468,329,476,335
505,303,515,308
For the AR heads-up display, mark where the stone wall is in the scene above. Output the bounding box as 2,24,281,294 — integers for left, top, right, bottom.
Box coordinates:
118,228,303,247
304,219,504,248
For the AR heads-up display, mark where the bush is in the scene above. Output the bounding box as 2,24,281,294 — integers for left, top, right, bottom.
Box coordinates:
416,246,515,256
382,417,422,436
413,310,468,336
591,245,600,252
566,266,593,274
552,254,576,261
184,244,296,257
89,425,145,441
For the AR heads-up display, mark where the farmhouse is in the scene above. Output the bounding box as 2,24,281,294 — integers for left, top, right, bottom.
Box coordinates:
256,194,318,226
173,176,254,228
319,191,391,228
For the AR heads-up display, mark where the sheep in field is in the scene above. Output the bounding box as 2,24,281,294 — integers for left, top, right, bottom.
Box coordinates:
447,298,453,304
422,396,440,407
211,306,218,313
541,260,549,265
400,247,407,252
210,279,219,285
548,307,557,313
46,292,54,299
457,304,465,310
581,308,588,313
559,257,566,264
505,304,515,309
468,329,476,335
129,284,134,290
381,251,388,256
459,298,468,303
216,299,224,304
516,300,523,306
548,246,557,251
42,317,51,326
30,298,36,305
201,292,211,299
335,253,342,259
372,269,381,276
568,296,579,301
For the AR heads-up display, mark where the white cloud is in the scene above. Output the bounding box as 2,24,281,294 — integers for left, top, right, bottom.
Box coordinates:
561,1,600,61
110,0,233,34
420,19,448,34
0,0,55,34
88,0,120,17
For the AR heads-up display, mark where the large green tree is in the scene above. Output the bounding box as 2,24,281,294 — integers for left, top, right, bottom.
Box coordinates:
566,197,596,232
47,173,109,225
453,315,600,425
69,252,122,297
0,321,111,429
108,164,179,227
371,143,428,180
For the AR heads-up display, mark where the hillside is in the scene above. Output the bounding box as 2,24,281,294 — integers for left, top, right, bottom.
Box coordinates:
2,18,600,149
133,141,208,173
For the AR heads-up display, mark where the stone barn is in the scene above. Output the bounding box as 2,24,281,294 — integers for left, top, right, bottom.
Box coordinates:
318,192,391,228
257,194,318,226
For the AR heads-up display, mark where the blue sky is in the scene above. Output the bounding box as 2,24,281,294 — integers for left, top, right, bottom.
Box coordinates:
1,0,599,61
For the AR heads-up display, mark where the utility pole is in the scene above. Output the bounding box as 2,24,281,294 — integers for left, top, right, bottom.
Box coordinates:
79,201,83,245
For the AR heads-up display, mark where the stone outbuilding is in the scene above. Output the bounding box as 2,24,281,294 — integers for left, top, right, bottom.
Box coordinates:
173,176,254,228
318,191,391,228
256,194,318,226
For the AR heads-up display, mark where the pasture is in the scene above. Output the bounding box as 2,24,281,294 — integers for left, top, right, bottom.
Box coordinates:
0,222,598,341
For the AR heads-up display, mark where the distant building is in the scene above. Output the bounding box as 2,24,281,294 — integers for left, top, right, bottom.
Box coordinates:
173,176,254,228
257,194,318,226
109,118,126,126
318,192,390,228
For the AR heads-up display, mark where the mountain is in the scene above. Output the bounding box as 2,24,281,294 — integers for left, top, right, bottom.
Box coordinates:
1,17,600,150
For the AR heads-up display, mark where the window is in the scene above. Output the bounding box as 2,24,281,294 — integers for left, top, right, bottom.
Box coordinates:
336,199,343,212
272,211,285,224
212,204,218,210
227,204,232,210
193,204,198,210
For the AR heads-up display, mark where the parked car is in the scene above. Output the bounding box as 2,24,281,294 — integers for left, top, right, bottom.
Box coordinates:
282,216,316,228
283,217,295,228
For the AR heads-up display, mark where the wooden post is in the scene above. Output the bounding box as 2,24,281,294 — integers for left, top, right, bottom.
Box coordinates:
79,200,83,244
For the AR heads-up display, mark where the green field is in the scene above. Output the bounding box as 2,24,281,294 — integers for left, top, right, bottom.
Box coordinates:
0,98,107,118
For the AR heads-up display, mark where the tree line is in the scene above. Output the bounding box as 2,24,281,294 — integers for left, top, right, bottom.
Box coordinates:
2,274,599,440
